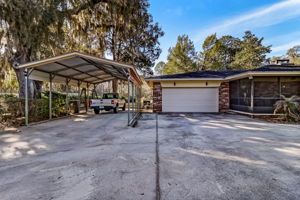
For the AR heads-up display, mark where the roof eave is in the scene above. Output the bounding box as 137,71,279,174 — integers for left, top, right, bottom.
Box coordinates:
146,71,300,83
145,78,225,81
225,71,300,80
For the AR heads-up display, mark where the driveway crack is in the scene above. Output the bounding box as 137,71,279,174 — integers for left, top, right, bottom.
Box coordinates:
155,113,161,200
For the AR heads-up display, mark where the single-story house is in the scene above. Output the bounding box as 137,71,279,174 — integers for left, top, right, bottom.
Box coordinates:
145,64,300,114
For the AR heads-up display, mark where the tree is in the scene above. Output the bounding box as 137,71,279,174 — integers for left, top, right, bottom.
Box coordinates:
0,0,106,97
286,45,300,64
104,0,163,75
230,31,271,69
154,61,166,75
162,35,199,75
202,34,241,70
287,45,300,58
201,34,218,70
0,0,163,96
201,31,271,70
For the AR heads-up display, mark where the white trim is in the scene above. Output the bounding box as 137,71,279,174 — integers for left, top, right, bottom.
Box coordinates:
226,71,300,80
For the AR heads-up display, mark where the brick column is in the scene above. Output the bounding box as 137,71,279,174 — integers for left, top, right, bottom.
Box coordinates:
153,82,162,112
219,82,230,112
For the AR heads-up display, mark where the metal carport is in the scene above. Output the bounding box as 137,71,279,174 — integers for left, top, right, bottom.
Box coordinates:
15,52,143,126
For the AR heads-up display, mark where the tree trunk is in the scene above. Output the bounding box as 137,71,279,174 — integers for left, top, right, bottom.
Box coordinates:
14,68,26,98
112,79,118,93
11,49,44,99
33,81,43,98
11,51,34,98
111,28,119,93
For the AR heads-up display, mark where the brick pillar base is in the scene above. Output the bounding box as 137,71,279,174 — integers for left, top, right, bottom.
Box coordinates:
153,82,162,112
219,82,230,112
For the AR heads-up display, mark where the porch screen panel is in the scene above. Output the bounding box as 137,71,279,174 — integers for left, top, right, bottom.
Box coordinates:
281,77,300,97
229,78,251,112
239,78,251,111
254,77,279,113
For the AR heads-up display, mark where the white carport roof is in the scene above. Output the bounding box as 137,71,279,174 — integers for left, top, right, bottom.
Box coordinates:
16,52,143,87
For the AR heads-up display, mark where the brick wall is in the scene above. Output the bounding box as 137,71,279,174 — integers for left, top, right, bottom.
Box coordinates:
219,82,230,112
153,82,162,112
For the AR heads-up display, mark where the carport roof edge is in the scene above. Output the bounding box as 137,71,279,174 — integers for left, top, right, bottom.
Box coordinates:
15,52,143,85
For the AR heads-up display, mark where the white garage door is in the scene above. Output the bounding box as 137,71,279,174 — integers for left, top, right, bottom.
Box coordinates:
162,88,219,112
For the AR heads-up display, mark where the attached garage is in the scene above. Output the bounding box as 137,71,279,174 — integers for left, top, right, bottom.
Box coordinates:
146,65,300,113
162,88,219,112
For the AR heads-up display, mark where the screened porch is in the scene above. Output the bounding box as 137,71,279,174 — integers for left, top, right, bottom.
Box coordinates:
229,76,300,113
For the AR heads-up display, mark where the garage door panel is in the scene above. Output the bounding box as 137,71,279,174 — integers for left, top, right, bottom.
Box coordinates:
162,88,218,112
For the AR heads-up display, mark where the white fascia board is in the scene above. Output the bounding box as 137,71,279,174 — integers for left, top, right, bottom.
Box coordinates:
226,71,300,80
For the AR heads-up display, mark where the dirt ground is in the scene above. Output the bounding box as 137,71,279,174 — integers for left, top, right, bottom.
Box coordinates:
0,112,299,200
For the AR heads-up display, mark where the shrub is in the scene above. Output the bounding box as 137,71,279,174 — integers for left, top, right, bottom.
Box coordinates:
274,95,300,121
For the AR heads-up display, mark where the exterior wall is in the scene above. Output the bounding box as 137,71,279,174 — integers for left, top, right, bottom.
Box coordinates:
152,80,230,113
153,82,162,112
219,82,230,112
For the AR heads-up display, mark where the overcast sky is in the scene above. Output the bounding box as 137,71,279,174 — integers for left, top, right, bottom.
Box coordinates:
149,0,300,62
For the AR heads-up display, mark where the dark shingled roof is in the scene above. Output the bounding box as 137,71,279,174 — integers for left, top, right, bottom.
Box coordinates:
250,64,300,72
147,70,244,79
146,64,300,80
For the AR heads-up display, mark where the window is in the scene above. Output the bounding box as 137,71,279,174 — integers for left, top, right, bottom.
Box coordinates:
103,93,118,99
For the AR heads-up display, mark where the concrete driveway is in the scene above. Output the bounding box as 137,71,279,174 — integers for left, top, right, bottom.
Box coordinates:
0,113,299,200
157,114,300,200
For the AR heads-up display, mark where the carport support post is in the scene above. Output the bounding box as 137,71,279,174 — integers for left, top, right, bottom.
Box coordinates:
135,85,137,113
65,78,70,115
250,78,254,112
25,69,29,126
139,87,141,112
127,79,130,125
138,87,141,113
132,82,135,118
49,74,53,120
134,85,136,114
86,83,90,113
77,81,81,113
